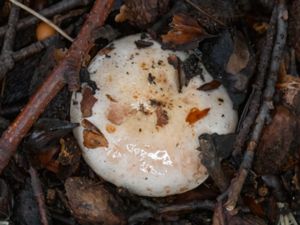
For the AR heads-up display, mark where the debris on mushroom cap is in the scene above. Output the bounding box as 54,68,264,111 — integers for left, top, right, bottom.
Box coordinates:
70,34,238,197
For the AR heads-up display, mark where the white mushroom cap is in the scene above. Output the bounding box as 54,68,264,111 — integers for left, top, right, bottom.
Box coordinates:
71,34,237,197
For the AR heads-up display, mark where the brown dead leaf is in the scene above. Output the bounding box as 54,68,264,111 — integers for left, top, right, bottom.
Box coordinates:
254,106,298,175
225,32,250,74
162,14,211,50
186,107,210,125
198,80,221,91
277,65,300,111
82,119,108,148
155,106,169,127
80,86,97,117
243,196,265,218
115,0,170,28
31,146,60,171
58,137,81,166
65,177,125,225
134,40,153,49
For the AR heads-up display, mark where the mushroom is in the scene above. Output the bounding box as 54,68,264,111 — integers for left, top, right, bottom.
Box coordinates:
70,34,238,197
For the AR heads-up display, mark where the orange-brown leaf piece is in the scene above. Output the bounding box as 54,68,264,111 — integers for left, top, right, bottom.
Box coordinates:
82,119,108,148
186,107,210,125
198,80,221,91
155,106,169,127
162,14,210,50
80,86,97,117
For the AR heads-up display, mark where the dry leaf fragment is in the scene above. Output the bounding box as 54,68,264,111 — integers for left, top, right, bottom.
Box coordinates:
115,0,170,28
80,86,97,117
198,80,221,91
254,106,298,175
82,119,108,148
277,66,300,112
65,177,125,225
186,107,210,125
225,32,250,75
155,106,169,127
162,13,211,50
134,40,153,49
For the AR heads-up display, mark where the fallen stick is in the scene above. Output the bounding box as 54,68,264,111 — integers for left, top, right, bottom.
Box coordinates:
29,166,49,225
0,4,20,79
232,6,277,158
224,0,288,211
0,0,115,174
0,0,92,37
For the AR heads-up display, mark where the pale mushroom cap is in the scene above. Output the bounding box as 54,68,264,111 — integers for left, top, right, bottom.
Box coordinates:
71,34,237,197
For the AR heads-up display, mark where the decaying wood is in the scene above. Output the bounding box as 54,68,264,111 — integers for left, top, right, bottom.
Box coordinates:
0,0,115,174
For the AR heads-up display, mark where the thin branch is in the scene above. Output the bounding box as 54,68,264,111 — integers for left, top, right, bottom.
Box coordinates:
232,3,277,158
1,5,20,54
10,0,73,42
0,0,115,174
29,166,49,225
0,4,21,79
0,36,58,79
184,0,226,26
224,0,288,211
0,0,93,37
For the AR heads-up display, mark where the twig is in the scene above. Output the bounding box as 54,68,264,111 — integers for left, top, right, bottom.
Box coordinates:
0,179,12,218
157,200,215,213
29,166,49,225
53,8,88,26
184,0,226,26
232,6,277,158
0,36,57,79
1,5,20,54
10,0,73,42
0,0,93,37
0,0,115,174
224,0,288,211
0,4,20,79
128,200,215,225
13,36,57,61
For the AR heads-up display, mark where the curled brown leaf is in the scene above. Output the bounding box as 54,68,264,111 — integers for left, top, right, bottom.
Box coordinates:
82,119,108,148
162,14,211,50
